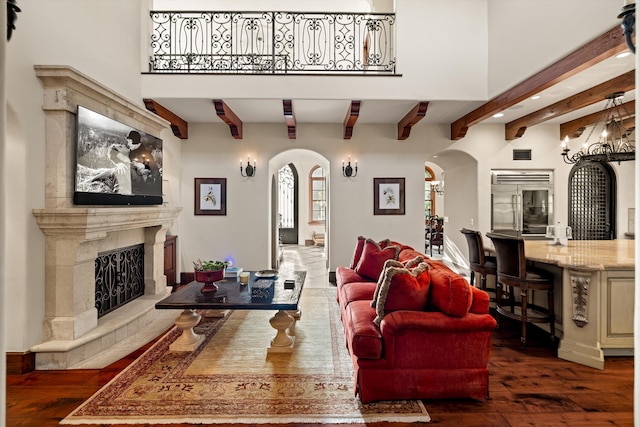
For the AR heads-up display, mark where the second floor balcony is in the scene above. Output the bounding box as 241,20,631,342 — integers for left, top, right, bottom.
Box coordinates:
149,11,396,74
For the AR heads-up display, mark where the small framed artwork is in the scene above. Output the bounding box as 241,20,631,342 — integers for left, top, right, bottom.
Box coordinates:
195,178,227,215
374,178,405,215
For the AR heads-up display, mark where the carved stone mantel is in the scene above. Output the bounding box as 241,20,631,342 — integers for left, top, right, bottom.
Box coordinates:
30,66,181,369
32,207,181,341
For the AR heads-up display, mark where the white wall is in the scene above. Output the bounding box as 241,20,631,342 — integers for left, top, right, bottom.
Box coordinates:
487,0,623,97
154,0,375,11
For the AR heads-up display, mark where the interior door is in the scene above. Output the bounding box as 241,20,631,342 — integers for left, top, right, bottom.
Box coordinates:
278,163,298,244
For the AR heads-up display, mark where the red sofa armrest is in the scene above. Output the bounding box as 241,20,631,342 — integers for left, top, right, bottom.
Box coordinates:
469,286,490,314
378,310,497,368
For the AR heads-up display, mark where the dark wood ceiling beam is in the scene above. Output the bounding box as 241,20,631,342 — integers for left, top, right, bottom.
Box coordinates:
560,100,635,140
397,101,429,140
450,25,628,140
142,99,188,139
283,99,296,139
213,99,243,139
343,100,361,139
505,71,635,140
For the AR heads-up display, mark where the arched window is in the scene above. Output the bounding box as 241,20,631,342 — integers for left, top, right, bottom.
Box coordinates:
309,165,326,224
425,166,436,218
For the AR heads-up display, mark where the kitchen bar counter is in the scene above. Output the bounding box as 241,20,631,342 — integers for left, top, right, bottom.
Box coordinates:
523,239,635,270
521,240,635,369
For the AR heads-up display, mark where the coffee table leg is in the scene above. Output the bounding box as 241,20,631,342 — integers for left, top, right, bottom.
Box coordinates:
169,309,205,352
267,310,295,353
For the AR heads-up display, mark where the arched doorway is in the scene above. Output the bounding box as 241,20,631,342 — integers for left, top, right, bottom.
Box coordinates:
268,149,331,269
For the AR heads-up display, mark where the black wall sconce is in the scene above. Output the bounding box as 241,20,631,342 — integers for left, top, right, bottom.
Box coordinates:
619,1,636,53
342,155,358,177
240,156,256,177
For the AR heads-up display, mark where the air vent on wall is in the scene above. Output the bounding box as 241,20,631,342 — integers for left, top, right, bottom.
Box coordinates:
513,149,532,160
491,170,553,185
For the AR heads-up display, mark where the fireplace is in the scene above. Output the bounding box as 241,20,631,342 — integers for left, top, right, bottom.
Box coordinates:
95,244,145,318
31,66,181,369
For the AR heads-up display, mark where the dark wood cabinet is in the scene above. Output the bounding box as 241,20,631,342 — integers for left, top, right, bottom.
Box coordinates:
164,235,177,289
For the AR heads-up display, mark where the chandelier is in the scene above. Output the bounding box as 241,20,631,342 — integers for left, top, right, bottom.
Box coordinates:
431,173,444,196
561,92,635,164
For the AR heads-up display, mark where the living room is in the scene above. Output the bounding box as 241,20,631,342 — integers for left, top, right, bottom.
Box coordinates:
1,0,637,424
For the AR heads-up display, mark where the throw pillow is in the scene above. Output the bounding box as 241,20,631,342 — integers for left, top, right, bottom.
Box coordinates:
349,236,366,269
348,237,392,269
372,261,431,326
428,268,473,317
354,238,400,280
371,256,425,307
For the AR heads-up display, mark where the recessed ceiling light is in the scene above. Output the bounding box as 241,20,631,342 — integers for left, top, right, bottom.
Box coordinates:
493,113,504,118
617,51,631,58
531,95,541,100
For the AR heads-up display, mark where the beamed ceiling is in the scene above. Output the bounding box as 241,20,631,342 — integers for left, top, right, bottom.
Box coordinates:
144,26,635,143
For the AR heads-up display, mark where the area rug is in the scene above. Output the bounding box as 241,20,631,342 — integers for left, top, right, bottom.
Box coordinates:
60,288,430,425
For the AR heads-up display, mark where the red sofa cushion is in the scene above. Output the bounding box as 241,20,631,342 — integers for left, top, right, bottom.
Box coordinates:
345,300,383,360
355,239,400,280
341,281,376,306
336,266,369,288
372,262,431,325
428,268,473,317
398,249,427,263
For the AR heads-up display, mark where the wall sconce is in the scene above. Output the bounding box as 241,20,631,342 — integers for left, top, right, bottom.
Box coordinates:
342,155,358,177
240,156,256,177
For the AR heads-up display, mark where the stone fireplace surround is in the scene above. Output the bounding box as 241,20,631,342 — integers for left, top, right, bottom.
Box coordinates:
30,66,181,369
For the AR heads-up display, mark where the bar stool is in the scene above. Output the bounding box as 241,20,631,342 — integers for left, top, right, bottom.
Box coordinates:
460,228,497,292
486,233,555,346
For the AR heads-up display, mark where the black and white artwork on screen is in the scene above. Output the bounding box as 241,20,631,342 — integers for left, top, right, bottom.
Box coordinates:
74,106,163,205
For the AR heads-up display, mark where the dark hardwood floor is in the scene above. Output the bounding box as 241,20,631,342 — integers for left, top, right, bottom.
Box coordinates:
7,315,633,427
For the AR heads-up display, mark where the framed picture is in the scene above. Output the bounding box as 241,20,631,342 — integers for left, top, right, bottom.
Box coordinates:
374,178,405,215
195,178,226,215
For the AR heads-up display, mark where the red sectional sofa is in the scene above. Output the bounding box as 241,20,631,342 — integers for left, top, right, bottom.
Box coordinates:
336,237,497,403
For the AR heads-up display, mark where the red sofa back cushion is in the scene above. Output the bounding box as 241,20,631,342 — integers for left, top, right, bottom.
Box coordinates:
355,239,400,280
428,268,473,317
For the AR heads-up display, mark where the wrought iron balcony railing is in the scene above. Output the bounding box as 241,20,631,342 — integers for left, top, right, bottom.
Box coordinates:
149,11,396,74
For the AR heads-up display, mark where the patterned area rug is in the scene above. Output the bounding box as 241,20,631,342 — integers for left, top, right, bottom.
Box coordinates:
61,288,430,425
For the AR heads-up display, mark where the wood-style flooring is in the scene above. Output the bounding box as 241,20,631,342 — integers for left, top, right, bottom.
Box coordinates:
7,246,634,426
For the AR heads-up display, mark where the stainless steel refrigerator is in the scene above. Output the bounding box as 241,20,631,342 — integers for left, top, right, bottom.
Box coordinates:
491,170,554,237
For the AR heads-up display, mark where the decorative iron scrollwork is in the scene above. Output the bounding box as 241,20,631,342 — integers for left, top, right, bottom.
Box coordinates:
149,11,396,74
95,244,145,318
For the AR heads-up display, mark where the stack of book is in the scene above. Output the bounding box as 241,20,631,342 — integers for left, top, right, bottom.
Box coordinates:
224,266,243,278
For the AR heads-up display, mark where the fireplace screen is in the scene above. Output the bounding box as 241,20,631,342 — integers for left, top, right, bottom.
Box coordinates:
95,244,145,318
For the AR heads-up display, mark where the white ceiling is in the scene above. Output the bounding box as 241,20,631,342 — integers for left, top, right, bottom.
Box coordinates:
151,51,635,128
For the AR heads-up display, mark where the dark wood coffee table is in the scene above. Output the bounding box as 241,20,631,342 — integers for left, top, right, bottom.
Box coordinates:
156,271,306,353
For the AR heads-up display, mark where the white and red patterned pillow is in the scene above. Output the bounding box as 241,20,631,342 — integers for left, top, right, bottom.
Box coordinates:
372,260,431,326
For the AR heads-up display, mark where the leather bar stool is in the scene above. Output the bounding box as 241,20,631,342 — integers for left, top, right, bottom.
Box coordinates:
486,232,555,346
460,228,497,292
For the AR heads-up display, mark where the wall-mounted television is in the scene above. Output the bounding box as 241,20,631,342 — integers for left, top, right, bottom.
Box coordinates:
74,106,163,205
